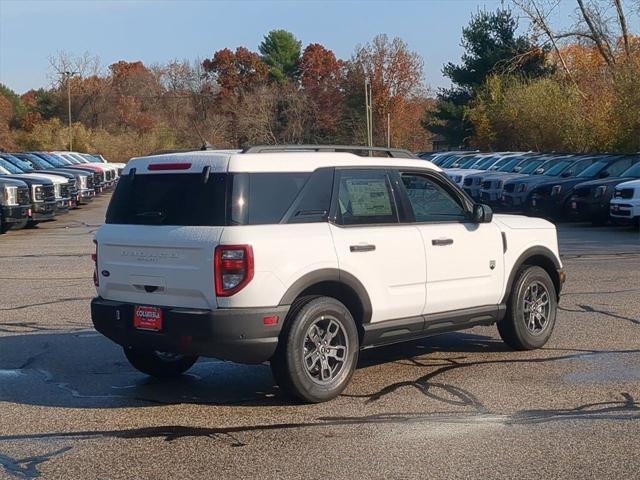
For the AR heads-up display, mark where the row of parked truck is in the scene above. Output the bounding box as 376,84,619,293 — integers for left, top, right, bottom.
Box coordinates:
0,151,125,233
419,150,640,227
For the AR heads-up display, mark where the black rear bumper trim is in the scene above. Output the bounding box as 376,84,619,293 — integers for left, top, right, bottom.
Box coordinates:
91,297,289,364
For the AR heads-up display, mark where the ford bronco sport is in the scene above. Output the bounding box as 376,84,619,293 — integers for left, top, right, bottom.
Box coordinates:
91,145,565,403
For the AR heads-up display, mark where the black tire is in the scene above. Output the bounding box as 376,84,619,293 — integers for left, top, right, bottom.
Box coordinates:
123,347,198,378
497,265,557,350
271,296,359,403
25,221,39,229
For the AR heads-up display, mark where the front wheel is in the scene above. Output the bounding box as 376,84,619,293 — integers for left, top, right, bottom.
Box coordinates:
497,266,557,350
271,296,359,403
123,347,198,378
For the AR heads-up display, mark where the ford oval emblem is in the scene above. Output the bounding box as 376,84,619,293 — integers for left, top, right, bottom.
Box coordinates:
101,270,110,277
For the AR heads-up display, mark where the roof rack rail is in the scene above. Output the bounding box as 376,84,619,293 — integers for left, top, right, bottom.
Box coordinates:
241,144,417,159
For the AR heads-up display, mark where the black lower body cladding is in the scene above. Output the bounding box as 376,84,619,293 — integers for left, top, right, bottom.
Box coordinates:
91,298,290,364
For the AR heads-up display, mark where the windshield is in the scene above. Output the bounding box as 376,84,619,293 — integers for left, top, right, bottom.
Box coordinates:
59,154,80,164
45,154,72,166
1,154,34,172
521,159,548,174
35,153,64,167
544,160,574,176
0,157,26,174
472,156,498,169
620,162,640,178
455,156,480,168
497,158,522,172
16,153,49,169
576,160,609,178
70,153,88,163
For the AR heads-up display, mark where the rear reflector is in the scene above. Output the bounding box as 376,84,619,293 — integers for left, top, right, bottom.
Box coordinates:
263,316,279,326
148,162,192,171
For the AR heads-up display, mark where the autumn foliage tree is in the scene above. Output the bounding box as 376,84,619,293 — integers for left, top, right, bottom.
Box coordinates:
299,43,344,138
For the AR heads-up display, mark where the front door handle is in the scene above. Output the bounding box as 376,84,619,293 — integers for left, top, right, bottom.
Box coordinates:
432,238,454,246
350,244,376,253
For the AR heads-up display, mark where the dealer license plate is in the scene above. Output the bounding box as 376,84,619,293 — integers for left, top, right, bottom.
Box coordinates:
134,306,163,331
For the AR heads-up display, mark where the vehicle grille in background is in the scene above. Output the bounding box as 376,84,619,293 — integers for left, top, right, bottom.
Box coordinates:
35,185,55,202
86,176,94,188
463,177,474,186
60,184,70,198
573,187,591,198
93,172,102,185
107,171,114,181
482,180,493,189
17,187,30,205
504,184,515,193
616,189,634,199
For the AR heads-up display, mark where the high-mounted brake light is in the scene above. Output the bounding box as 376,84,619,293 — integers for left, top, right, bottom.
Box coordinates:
214,245,254,297
92,240,99,287
148,162,192,171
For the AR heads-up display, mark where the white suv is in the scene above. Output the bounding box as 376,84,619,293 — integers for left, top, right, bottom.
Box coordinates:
91,146,565,403
610,179,640,227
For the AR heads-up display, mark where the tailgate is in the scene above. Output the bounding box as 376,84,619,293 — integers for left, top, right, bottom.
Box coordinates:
95,225,223,309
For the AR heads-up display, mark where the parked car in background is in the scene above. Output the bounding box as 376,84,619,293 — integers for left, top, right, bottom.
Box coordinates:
13,152,94,206
529,155,639,219
464,154,547,201
500,156,594,212
609,179,640,228
0,159,57,227
567,159,640,225
0,154,76,211
0,155,71,215
34,152,105,194
0,177,31,233
51,152,114,192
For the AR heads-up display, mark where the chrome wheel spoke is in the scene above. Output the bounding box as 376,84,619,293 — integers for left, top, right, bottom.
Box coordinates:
522,281,551,335
326,345,347,361
303,315,349,385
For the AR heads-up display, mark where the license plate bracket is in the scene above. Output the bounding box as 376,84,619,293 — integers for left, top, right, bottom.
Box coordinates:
134,306,163,331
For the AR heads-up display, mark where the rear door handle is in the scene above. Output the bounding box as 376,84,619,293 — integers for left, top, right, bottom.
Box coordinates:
432,238,454,246
350,244,376,253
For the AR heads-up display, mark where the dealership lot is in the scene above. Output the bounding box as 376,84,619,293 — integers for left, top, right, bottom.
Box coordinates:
0,196,639,479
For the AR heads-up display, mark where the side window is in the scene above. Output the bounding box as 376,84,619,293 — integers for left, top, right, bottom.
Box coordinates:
565,159,592,176
335,169,397,225
400,173,467,223
606,159,633,177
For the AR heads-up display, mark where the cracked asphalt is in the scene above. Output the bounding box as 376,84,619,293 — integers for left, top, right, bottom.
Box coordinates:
1,195,639,479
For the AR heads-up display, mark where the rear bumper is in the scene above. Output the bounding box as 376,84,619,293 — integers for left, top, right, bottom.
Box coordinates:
91,297,290,364
1,204,30,223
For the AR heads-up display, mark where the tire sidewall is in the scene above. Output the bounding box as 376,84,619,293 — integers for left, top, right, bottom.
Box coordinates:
283,297,359,403
510,266,557,349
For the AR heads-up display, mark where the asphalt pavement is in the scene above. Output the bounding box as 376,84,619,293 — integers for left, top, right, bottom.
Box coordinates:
0,196,639,479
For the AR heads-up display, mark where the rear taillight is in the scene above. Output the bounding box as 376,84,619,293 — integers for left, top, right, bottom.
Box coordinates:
214,245,254,297
92,240,99,287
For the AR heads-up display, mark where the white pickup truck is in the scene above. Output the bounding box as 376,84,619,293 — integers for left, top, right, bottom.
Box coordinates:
91,145,565,403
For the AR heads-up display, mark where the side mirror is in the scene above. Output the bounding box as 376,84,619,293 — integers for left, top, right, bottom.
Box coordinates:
599,170,610,178
561,171,571,178
473,204,493,223
534,168,544,174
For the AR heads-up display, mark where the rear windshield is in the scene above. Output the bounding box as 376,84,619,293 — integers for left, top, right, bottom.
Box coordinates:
106,171,317,226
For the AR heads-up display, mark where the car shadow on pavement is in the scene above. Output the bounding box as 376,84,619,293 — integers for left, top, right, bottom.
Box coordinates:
0,329,502,409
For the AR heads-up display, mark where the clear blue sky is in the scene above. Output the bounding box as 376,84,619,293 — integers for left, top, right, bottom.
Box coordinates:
0,0,613,94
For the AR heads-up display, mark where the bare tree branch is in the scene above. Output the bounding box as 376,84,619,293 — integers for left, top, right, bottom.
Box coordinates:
576,0,616,67
613,0,631,59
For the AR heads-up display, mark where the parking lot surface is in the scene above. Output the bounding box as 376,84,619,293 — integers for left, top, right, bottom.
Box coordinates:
1,197,639,479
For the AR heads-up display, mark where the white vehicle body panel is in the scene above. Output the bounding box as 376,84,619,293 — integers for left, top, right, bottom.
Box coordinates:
95,151,562,329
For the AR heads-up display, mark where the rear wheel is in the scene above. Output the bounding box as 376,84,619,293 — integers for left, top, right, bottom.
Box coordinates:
123,347,198,378
271,296,359,403
497,266,557,350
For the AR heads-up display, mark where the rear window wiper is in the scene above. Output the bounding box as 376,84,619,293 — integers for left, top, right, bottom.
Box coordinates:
135,211,167,223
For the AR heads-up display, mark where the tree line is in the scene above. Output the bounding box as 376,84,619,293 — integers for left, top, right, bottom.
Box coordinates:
0,1,638,161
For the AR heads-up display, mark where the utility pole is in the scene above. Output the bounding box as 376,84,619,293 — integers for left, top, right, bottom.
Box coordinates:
63,71,78,151
364,78,373,153
386,113,390,148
